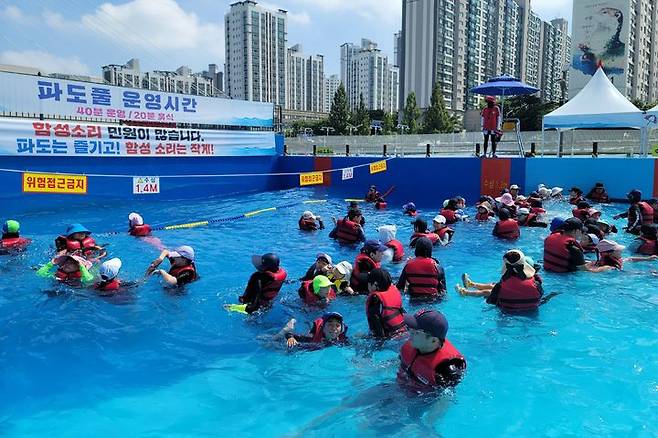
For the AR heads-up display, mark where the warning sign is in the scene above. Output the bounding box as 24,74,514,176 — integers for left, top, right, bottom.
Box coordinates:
133,176,160,194
299,171,324,186
369,160,387,174
22,172,87,194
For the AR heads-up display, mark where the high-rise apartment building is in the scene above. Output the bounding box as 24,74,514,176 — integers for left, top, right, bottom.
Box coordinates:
307,54,324,112
224,1,287,105
284,44,324,112
323,74,340,113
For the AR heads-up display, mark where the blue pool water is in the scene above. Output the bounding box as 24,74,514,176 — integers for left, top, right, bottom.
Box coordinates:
2,189,658,436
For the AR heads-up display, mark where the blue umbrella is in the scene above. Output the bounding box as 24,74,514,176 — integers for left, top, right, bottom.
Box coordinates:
470,75,540,117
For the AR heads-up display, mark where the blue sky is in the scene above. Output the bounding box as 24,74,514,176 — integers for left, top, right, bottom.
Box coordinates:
0,0,573,78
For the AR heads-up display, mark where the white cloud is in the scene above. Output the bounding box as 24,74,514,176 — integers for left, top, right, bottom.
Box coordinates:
0,50,91,75
531,0,573,22
260,2,311,25
1,4,23,20
291,0,401,25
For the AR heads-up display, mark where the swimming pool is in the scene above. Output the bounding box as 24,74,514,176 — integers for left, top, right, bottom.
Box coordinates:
2,189,657,436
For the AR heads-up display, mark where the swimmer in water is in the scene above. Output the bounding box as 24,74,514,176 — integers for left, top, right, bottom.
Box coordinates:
55,223,107,261
585,239,658,272
298,275,337,306
402,202,418,217
94,258,125,295
298,210,324,231
37,254,94,287
300,253,333,281
238,253,287,313
326,261,355,295
279,312,348,350
146,245,198,286
128,212,152,237
0,220,31,254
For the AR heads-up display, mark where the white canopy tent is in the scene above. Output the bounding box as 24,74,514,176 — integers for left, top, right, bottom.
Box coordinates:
543,67,648,155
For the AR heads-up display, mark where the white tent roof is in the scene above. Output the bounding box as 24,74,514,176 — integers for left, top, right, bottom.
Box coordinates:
543,67,643,129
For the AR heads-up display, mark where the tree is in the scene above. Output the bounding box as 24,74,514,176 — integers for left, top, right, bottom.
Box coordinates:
422,82,453,133
631,98,656,111
352,93,371,135
402,92,421,134
381,112,396,134
328,84,349,135
505,95,560,131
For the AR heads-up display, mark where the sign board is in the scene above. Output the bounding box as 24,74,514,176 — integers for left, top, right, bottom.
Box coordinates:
369,160,387,174
22,172,87,194
341,167,354,180
133,176,160,194
0,71,273,127
0,117,275,157
299,171,324,186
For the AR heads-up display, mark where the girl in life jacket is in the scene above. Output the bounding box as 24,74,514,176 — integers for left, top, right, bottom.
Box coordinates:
128,212,152,237
475,201,495,221
146,245,198,287
350,240,386,294
492,208,520,240
36,254,94,287
586,182,610,203
282,312,348,350
55,223,106,261
431,215,454,246
300,253,333,281
397,309,466,390
378,225,405,263
409,218,440,247
298,275,337,306
572,201,592,222
516,208,548,228
94,258,125,295
238,252,287,313
329,209,366,244
365,268,406,339
298,210,324,231
629,225,658,256
569,187,585,206
586,239,658,272
397,237,447,300
327,261,355,296
1,219,31,254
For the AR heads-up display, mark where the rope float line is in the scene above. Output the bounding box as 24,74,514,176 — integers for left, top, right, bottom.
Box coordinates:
0,157,394,179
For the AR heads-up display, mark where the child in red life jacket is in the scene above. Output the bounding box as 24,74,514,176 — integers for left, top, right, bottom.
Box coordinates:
378,225,405,262
431,215,454,246
398,309,466,390
403,202,418,217
55,223,106,261
36,254,94,287
300,253,332,281
298,210,324,231
281,312,348,350
128,212,152,237
516,208,548,228
629,225,658,256
1,219,31,254
238,252,287,313
95,258,123,294
327,261,355,295
397,237,447,300
365,268,406,338
585,239,657,272
146,245,198,287
492,208,520,240
297,275,336,306
365,185,381,203
569,187,585,205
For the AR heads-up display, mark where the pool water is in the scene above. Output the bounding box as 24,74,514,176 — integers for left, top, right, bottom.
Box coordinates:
2,189,658,437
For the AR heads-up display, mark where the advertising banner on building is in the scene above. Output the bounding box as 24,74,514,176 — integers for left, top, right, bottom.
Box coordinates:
0,117,276,157
569,0,631,97
0,71,274,127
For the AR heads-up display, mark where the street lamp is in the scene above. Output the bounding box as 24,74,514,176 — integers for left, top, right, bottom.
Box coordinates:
320,126,335,149
372,125,382,135
396,124,409,135
347,124,362,136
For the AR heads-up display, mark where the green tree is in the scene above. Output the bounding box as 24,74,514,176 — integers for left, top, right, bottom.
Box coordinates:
328,83,350,135
381,112,396,134
631,98,656,111
402,92,421,134
422,82,453,133
505,95,560,131
352,93,371,135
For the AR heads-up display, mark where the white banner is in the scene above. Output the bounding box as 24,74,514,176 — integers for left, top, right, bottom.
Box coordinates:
0,117,275,157
0,71,273,127
341,167,354,180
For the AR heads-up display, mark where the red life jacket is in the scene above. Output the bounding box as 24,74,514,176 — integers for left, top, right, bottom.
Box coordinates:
638,202,654,226
298,280,336,305
169,264,198,282
0,236,31,250
96,279,121,292
55,269,82,282
436,227,454,240
597,253,623,270
636,237,657,255
569,196,584,206
397,339,465,388
493,219,520,239
481,106,500,131
350,253,380,292
129,224,152,237
334,219,361,244
366,192,381,202
403,257,442,296
440,209,457,224
530,207,546,215
310,317,348,343
543,232,581,273
572,208,590,222
410,232,439,247
588,190,609,203
385,239,405,262
298,218,318,231
517,213,540,227
365,285,406,336
257,268,287,303
475,212,491,221
495,276,542,311
375,201,387,210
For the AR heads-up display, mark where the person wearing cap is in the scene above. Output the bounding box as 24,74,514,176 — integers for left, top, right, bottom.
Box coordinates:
378,225,405,263
431,215,454,246
572,201,592,222
397,237,446,300
440,198,460,224
537,184,552,200
410,218,440,247
569,187,585,206
298,210,324,231
475,200,495,221
146,246,198,287
327,261,355,295
515,207,547,228
300,253,333,281
350,240,386,294
550,187,564,199
509,184,520,200
480,95,501,158
298,275,336,306
492,208,520,240
238,253,287,313
1,219,31,254
457,254,541,296
403,202,418,217
629,225,657,256
580,232,600,253
397,309,466,390
329,209,366,244
494,193,517,217
95,258,124,294
128,212,152,237
365,268,406,338
365,185,382,203
487,250,543,312
613,189,654,235
55,223,106,260
586,182,610,203
586,239,658,272
37,254,94,287
283,312,348,350
543,217,586,272
514,195,529,209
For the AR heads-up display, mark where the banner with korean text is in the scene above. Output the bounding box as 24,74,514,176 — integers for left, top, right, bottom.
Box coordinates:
0,71,273,127
0,117,276,157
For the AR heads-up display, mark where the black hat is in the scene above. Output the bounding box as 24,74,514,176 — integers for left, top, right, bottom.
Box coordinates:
561,217,586,232
411,218,428,232
251,253,280,272
404,309,448,341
